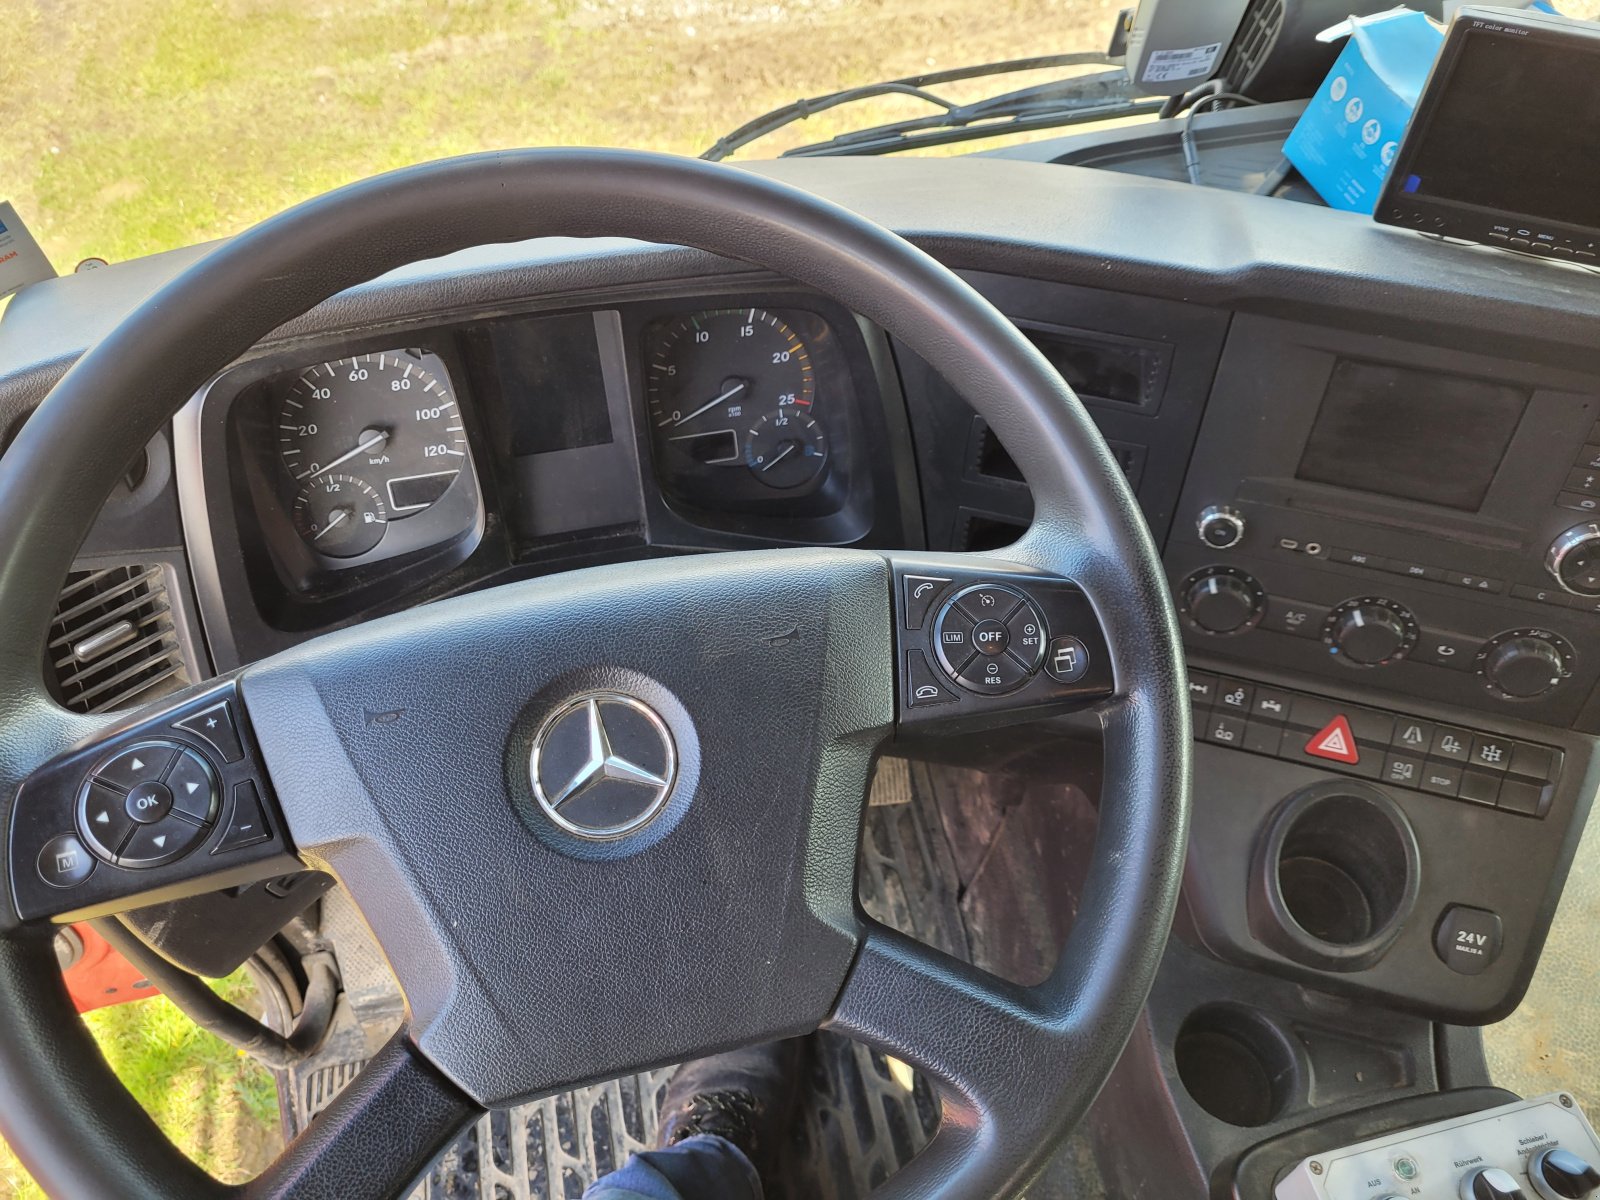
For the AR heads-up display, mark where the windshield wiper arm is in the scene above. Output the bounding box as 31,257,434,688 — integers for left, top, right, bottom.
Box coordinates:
701,52,1144,162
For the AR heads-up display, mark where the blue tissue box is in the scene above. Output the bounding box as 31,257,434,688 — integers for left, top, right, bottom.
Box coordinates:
1284,9,1445,213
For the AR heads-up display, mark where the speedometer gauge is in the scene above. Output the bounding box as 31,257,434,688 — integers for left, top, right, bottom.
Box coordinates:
277,350,467,527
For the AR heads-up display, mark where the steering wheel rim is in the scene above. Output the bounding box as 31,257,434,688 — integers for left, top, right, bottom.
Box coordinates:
0,149,1189,1199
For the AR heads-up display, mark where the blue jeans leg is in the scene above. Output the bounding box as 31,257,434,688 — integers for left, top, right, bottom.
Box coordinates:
581,1133,763,1200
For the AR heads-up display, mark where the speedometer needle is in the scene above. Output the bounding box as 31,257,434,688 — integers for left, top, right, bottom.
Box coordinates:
300,429,390,481
675,381,747,426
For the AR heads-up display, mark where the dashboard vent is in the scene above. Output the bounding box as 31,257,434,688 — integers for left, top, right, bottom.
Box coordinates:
46,564,191,714
1218,0,1283,93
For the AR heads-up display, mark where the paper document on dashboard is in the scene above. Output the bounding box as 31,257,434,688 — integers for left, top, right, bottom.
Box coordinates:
0,202,57,299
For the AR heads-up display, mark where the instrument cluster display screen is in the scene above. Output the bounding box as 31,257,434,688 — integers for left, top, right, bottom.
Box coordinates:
1296,359,1529,512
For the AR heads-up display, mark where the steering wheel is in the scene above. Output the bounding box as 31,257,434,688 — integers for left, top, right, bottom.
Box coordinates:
0,150,1188,1200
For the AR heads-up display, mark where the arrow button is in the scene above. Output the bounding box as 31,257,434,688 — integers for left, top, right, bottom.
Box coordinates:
166,750,219,823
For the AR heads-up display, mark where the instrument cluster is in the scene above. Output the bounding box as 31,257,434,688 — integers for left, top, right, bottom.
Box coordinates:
224,297,875,615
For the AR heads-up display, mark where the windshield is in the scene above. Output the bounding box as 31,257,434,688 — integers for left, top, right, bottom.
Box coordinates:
2,1,1116,268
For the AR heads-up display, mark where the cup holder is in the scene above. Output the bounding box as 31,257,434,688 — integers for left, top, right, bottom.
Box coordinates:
1249,781,1421,972
1173,1004,1296,1127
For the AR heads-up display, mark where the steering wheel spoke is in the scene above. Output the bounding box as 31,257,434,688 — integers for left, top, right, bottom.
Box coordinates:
888,551,1116,734
2,680,300,933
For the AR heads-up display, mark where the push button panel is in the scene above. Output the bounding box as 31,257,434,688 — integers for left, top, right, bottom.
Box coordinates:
1190,668,1563,818
894,560,1113,727
7,682,297,926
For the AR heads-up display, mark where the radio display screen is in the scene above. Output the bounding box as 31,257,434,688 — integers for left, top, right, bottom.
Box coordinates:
1296,360,1528,511
1398,30,1600,230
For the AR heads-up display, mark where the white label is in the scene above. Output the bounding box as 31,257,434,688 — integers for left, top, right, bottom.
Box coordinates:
0,202,56,298
1142,42,1223,84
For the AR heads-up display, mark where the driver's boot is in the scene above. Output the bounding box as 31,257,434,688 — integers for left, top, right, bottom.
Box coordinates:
656,1036,809,1180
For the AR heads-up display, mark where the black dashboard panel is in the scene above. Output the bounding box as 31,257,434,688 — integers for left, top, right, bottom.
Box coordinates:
895,272,1230,554
1168,314,1600,727
179,286,915,667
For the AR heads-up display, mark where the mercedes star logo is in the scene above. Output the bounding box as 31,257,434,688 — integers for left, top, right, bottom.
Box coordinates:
529,693,677,839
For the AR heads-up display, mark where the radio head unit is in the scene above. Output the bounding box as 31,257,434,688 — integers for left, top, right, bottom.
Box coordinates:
1376,6,1600,258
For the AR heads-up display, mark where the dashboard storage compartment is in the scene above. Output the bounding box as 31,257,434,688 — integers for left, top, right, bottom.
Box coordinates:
1250,781,1421,972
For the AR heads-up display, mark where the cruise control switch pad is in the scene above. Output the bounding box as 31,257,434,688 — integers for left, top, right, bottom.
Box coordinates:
1276,1092,1600,1200
5,683,298,927
895,558,1114,727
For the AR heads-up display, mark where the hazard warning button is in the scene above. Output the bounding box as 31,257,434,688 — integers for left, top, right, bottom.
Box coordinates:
1305,715,1360,764
1283,712,1380,779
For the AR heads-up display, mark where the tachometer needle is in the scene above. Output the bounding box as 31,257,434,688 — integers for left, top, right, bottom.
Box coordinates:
313,509,350,541
300,429,390,481
760,443,797,472
675,381,747,426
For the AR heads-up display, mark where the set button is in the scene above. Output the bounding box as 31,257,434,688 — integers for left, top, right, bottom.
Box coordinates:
75,739,221,870
932,584,1050,694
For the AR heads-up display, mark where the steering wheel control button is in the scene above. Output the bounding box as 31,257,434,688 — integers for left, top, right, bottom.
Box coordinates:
971,619,1010,656
124,781,174,826
118,814,207,868
80,782,138,859
216,782,272,853
37,834,95,889
901,575,951,629
905,651,957,709
954,585,1022,624
95,742,178,792
173,699,244,763
958,650,1030,693
1005,605,1047,668
165,750,220,823
1045,636,1089,684
933,605,976,673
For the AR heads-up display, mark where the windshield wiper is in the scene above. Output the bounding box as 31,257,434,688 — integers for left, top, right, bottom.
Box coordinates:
701,53,1160,161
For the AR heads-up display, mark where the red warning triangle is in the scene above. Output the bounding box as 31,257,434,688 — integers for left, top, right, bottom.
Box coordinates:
1305,715,1359,764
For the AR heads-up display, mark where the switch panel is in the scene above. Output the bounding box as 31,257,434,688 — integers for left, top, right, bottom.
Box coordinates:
1276,1093,1600,1200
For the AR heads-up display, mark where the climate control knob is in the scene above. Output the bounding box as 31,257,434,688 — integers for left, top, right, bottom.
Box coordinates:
1197,505,1245,549
1547,523,1600,596
1477,629,1574,700
1181,568,1264,635
1530,1147,1600,1200
1324,599,1417,666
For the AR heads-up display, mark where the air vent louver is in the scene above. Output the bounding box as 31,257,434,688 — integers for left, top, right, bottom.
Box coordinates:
46,565,190,714
1218,0,1283,92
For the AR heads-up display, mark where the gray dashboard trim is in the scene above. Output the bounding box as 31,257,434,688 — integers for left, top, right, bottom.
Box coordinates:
8,156,1600,441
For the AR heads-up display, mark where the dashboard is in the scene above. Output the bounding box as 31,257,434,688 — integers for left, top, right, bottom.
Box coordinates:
4,149,1600,1037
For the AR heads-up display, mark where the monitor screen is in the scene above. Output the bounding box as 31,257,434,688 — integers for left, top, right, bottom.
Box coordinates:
1400,30,1600,229
1296,360,1529,511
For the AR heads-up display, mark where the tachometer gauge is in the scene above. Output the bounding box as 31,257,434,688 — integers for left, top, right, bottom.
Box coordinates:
292,474,389,558
277,350,467,519
645,308,815,470
745,410,829,489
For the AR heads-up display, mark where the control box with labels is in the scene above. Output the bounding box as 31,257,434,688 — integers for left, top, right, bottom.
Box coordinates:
1168,315,1600,728
1275,1092,1600,1200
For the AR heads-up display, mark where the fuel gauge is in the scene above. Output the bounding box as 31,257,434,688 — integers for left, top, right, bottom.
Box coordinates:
745,410,829,489
292,474,389,558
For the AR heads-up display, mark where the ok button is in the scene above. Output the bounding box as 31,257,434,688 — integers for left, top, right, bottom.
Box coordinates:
125,781,174,825
972,620,1010,656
